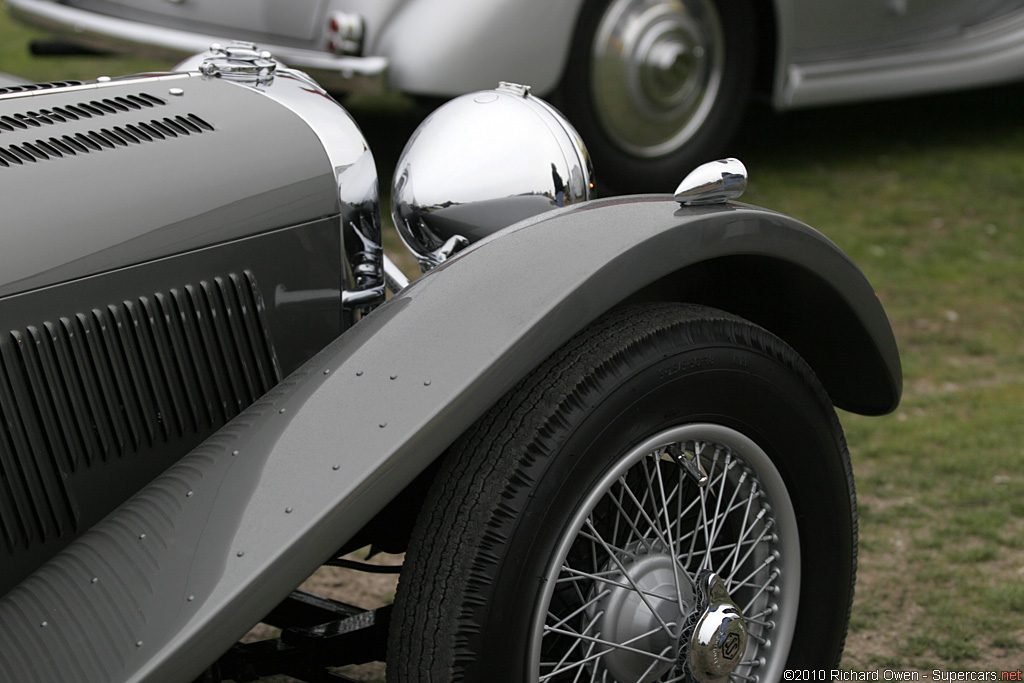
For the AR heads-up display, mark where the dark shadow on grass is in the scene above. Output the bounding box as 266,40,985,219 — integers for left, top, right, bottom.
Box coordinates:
732,81,1024,168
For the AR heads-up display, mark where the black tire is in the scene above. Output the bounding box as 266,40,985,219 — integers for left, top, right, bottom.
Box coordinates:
387,303,856,681
557,0,757,194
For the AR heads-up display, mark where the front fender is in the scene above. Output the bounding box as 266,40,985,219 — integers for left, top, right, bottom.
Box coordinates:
0,196,900,683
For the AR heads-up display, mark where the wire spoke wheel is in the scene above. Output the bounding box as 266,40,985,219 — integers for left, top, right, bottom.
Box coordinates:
387,304,856,683
534,424,799,682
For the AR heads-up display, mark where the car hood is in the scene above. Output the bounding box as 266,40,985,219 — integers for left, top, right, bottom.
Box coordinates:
0,73,338,299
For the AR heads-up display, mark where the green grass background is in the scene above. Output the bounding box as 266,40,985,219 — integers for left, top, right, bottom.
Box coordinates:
3,6,1022,673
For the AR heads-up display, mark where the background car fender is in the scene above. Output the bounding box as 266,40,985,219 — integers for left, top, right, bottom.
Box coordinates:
373,0,586,96
0,196,901,683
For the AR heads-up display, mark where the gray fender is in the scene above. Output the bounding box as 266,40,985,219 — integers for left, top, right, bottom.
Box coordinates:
0,196,900,683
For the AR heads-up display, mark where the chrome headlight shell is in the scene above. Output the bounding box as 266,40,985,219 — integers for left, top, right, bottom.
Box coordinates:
392,82,593,272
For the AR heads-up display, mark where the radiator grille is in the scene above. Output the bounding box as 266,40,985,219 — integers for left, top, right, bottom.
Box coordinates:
0,271,280,553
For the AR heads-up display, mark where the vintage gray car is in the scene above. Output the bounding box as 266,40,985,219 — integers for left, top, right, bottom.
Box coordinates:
8,0,1024,192
0,44,901,682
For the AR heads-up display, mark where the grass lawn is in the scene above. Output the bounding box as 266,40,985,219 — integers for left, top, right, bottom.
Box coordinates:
3,6,1023,675
736,89,1024,669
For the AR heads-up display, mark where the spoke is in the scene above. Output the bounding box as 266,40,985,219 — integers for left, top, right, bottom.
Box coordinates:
741,569,780,614
573,637,599,683
610,475,629,551
748,630,768,645
630,465,658,547
577,529,639,562
541,643,616,682
728,479,760,580
569,574,589,605
701,452,733,571
662,668,697,683
640,456,664,536
652,455,690,616
616,476,675,554
674,492,750,548
557,567,632,583
705,466,745,560
547,586,611,631
603,483,660,554
543,623,676,665
543,610,605,679
686,442,720,570
559,566,677,602
723,516,771,591
675,456,686,561
745,606,774,620
707,532,764,557
583,519,678,638
729,673,758,683
730,553,776,593
637,644,678,681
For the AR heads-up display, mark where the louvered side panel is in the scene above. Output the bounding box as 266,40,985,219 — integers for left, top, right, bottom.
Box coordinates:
234,271,282,391
0,336,72,542
200,280,250,411
0,412,32,553
0,271,280,555
40,321,99,468
122,300,176,441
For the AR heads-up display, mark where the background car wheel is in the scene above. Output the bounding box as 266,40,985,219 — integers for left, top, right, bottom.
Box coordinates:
558,0,757,193
387,303,856,681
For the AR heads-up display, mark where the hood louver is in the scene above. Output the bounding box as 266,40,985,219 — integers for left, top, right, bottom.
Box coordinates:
0,80,84,97
0,113,215,167
0,90,215,168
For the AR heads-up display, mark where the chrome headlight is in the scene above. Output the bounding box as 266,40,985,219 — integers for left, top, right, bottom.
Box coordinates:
392,82,593,271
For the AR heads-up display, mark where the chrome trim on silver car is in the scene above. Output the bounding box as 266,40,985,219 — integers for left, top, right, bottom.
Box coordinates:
674,158,747,206
777,6,1024,109
183,44,386,315
392,82,593,271
0,72,190,102
6,0,388,93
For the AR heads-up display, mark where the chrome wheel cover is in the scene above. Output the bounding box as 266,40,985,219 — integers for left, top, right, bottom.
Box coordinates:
530,424,800,682
591,0,725,158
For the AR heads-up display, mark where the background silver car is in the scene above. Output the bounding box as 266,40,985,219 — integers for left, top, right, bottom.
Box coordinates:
9,0,1024,190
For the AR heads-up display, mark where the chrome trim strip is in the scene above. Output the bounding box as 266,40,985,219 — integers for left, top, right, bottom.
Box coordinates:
7,0,388,93
382,255,411,293
199,56,385,314
0,72,190,102
777,8,1024,109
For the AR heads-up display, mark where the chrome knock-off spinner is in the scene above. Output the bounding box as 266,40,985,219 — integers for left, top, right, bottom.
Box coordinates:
686,571,749,683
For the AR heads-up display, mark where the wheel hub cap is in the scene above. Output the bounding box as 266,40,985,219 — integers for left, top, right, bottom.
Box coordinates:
588,552,694,682
591,0,725,156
